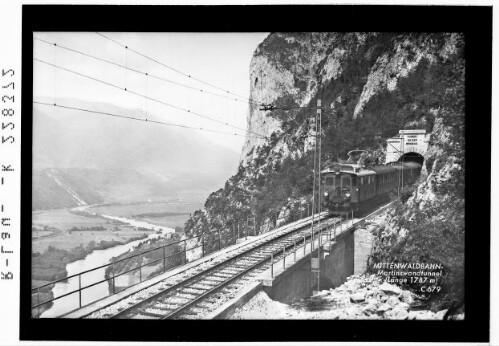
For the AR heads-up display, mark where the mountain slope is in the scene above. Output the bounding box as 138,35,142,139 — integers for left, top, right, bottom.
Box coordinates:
32,99,240,209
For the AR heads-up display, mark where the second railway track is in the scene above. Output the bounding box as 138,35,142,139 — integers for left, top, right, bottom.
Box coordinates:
103,214,339,319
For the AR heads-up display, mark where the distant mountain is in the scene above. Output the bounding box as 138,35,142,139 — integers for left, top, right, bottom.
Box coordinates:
32,99,240,209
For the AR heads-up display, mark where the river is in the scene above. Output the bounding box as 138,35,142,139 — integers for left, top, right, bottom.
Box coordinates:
40,208,175,318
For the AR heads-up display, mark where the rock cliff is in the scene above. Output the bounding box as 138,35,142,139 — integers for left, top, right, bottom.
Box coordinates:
184,32,464,307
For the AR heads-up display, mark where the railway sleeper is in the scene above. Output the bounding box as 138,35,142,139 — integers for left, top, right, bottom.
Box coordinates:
220,269,242,275
177,312,199,319
183,287,206,295
175,292,198,300
155,302,180,310
209,274,232,280
130,313,156,320
198,278,225,285
181,307,206,315
141,308,170,318
164,297,191,305
230,264,253,269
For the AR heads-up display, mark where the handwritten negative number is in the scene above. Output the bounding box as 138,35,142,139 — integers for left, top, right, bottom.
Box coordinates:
2,95,14,103
1,68,15,145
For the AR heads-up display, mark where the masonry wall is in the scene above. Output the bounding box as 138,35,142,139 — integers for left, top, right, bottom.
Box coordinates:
322,230,355,287
265,257,313,304
353,227,375,275
265,229,357,303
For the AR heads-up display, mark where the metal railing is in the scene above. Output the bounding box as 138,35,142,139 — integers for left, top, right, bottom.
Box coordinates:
32,203,320,318
268,211,355,278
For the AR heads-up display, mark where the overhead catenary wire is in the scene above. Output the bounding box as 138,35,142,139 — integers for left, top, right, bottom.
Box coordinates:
33,58,268,139
33,101,265,139
95,32,264,106
34,37,257,106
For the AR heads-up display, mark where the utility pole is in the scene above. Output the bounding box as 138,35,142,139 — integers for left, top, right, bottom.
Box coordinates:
311,100,319,249
311,99,322,295
401,130,404,189
316,99,322,294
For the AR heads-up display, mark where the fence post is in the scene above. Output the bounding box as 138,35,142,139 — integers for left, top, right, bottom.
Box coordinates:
139,253,143,282
202,232,205,257
184,240,187,263
78,274,82,308
283,246,286,269
163,246,167,272
112,259,116,294
37,287,40,318
270,253,274,278
218,229,222,251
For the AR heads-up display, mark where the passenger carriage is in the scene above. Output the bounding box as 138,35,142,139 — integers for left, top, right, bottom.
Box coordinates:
321,161,422,212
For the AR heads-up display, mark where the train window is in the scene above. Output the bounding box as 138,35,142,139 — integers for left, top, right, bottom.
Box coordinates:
360,177,364,185
352,176,357,185
325,177,334,186
342,175,351,188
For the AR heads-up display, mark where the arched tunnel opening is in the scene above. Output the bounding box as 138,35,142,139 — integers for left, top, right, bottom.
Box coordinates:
398,152,424,166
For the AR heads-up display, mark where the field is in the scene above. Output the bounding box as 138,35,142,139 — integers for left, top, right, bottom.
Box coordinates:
137,214,191,229
32,209,154,253
33,208,112,230
89,201,201,217
32,228,152,254
31,202,199,295
88,202,200,229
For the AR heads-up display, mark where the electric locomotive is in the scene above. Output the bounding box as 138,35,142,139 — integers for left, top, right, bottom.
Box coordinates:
321,161,422,212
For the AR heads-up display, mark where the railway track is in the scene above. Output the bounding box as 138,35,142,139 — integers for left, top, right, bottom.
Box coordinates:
106,215,339,319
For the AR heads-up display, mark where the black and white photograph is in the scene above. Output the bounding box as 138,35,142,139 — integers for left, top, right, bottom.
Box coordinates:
30,30,468,322
0,2,493,345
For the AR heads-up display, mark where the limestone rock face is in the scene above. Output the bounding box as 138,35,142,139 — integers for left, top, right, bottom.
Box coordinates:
184,32,465,275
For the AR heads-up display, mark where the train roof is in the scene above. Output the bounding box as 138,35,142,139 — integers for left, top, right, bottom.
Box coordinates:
321,163,375,176
369,165,398,174
322,161,421,176
385,161,422,169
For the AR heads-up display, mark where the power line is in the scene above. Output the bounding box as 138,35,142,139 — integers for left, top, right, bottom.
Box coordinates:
34,58,268,139
95,32,264,106
33,101,265,139
34,37,256,106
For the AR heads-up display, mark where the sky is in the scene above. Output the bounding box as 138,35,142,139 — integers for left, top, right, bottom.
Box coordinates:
33,32,269,153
